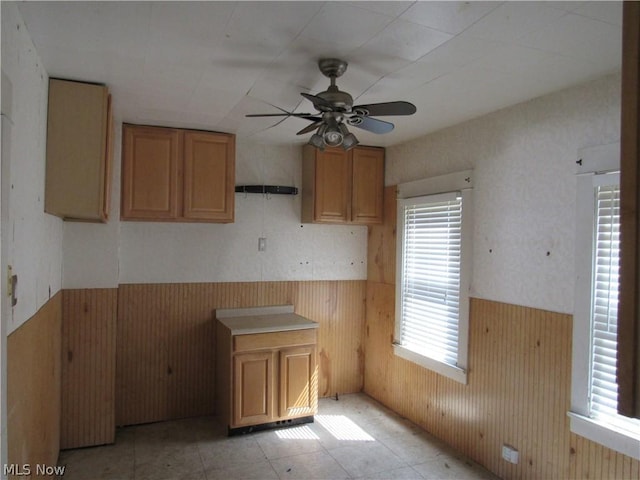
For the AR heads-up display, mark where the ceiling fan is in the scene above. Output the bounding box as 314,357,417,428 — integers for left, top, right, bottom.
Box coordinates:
246,58,417,150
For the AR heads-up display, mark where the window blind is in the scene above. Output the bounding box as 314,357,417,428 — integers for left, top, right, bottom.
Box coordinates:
400,194,462,367
590,184,620,420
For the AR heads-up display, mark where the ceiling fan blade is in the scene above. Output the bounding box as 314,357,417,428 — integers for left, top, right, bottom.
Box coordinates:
297,121,323,135
350,116,394,134
246,113,292,117
301,92,333,109
246,112,316,118
352,101,416,117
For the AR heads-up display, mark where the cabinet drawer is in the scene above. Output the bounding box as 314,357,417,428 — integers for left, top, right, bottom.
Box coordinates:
234,329,316,353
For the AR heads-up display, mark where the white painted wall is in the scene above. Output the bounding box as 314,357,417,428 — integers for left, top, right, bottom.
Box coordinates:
63,74,620,303
387,74,621,315
1,3,63,334
118,139,367,283
1,6,63,471
63,130,367,287
52,36,618,309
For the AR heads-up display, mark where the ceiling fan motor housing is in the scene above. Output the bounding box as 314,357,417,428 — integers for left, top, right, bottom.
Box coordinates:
315,59,353,112
316,87,353,112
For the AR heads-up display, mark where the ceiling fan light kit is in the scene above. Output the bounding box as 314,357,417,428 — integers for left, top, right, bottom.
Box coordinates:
246,58,417,151
339,123,359,150
308,125,326,149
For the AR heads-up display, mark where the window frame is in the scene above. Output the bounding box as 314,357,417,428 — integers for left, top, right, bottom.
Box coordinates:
571,143,640,460
394,171,473,385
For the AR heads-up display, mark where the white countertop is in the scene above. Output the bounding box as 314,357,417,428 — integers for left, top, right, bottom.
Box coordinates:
215,305,318,335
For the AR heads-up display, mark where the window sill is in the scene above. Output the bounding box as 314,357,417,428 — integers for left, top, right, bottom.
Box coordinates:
568,411,640,460
393,344,467,385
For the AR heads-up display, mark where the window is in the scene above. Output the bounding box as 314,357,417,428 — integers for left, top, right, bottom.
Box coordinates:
394,171,472,384
571,144,640,459
590,182,623,422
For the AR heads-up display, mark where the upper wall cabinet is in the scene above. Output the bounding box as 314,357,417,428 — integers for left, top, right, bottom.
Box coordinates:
301,145,384,225
121,124,235,223
45,79,113,222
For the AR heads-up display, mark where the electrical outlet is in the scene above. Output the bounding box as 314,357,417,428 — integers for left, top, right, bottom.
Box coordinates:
502,444,519,464
258,237,267,252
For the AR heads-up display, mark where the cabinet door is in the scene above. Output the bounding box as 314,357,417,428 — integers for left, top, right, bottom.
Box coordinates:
314,148,351,223
233,352,274,427
121,125,181,220
183,132,234,222
45,79,110,221
351,146,384,224
278,346,317,419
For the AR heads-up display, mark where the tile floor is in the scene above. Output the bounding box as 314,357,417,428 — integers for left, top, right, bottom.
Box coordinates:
58,393,500,480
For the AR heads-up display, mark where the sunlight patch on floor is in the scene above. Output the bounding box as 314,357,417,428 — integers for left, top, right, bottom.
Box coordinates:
316,415,375,441
275,425,320,440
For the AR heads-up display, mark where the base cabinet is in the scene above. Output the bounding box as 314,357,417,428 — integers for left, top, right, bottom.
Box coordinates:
217,324,318,433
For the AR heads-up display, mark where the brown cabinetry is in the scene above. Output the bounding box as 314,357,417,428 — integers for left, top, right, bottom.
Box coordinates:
233,351,274,427
278,346,317,419
216,310,318,434
230,335,316,429
301,145,384,224
45,78,113,222
121,124,234,223
122,125,180,220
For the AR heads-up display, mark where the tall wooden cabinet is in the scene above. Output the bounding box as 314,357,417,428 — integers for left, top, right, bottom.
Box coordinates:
45,78,113,222
121,124,235,223
302,145,384,224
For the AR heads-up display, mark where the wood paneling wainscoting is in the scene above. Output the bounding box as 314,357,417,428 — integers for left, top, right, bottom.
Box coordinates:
61,289,117,449
7,292,62,476
365,289,640,480
116,280,365,427
365,185,640,480
57,281,365,448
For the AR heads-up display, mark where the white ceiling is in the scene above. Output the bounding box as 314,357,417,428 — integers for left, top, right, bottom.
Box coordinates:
17,1,622,147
